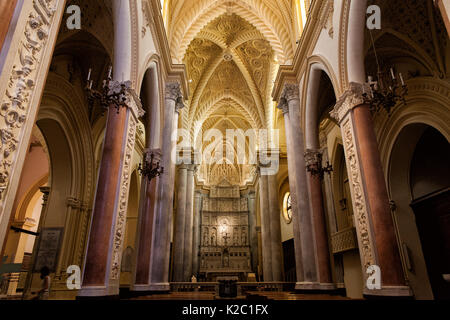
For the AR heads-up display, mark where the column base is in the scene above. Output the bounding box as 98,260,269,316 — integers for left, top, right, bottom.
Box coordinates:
295,282,336,290
77,285,119,300
130,283,170,292
363,285,413,299
294,282,344,295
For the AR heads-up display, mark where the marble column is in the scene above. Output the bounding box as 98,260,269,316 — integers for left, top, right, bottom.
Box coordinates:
320,141,344,286
258,169,273,281
277,83,338,289
276,98,304,286
183,164,196,281
79,88,143,297
132,149,162,289
0,0,18,51
277,84,320,290
247,191,258,273
304,149,334,287
267,173,283,281
147,82,184,291
331,82,411,297
173,165,187,282
192,192,203,277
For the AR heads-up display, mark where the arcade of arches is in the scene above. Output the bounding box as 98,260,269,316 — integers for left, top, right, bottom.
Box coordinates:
0,0,449,300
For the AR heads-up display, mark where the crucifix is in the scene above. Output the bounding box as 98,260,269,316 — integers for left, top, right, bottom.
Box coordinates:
222,232,230,247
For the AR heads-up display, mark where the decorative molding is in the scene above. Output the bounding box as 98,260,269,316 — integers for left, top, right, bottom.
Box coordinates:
280,83,300,102
110,114,137,280
330,82,368,123
339,0,350,90
0,0,58,201
341,117,376,270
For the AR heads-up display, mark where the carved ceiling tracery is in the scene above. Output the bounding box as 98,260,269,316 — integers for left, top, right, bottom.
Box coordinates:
169,1,297,186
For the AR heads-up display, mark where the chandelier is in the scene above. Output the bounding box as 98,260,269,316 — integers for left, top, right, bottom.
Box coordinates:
138,152,164,181
85,66,130,113
363,29,408,116
362,67,408,116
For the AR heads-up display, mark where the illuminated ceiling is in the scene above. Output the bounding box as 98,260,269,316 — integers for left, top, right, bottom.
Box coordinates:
164,0,302,185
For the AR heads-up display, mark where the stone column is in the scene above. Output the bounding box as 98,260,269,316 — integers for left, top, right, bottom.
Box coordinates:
330,82,411,297
258,168,272,281
173,165,187,282
320,140,344,286
436,0,450,37
183,164,196,281
267,172,283,281
132,149,162,290
247,191,258,273
192,192,203,276
147,82,184,291
79,87,143,297
304,149,334,288
277,84,318,290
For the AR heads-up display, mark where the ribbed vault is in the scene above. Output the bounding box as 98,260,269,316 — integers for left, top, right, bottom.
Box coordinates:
165,1,299,185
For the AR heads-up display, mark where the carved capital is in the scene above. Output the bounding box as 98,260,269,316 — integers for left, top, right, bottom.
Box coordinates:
281,83,300,102
304,149,323,167
330,82,369,123
144,148,163,163
276,97,289,115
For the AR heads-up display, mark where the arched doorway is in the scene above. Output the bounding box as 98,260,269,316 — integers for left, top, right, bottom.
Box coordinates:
389,124,450,299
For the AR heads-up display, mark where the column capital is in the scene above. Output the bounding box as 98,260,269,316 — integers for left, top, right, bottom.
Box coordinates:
186,163,199,173
281,83,300,102
330,82,369,123
108,80,145,119
165,82,185,114
144,148,163,163
304,149,323,167
276,97,289,115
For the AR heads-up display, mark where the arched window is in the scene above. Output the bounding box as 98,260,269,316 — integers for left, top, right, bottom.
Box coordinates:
282,192,292,224
295,0,308,34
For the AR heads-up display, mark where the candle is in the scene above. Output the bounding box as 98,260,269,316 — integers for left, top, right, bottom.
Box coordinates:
368,75,373,82
87,68,92,81
399,73,405,86
89,80,93,89
108,66,112,79
390,68,395,80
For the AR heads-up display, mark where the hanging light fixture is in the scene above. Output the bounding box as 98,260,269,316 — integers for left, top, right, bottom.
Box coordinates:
362,29,408,116
138,152,164,181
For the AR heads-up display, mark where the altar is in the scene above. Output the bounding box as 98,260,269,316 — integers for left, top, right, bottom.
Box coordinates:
198,181,253,281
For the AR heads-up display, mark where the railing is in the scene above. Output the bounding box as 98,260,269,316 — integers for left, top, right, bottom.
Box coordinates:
331,227,358,254
170,282,295,294
171,282,217,292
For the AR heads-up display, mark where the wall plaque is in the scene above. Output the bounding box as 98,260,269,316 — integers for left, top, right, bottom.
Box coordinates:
33,228,63,272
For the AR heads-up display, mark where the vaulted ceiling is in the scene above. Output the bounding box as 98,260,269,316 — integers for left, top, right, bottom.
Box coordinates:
164,0,301,185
